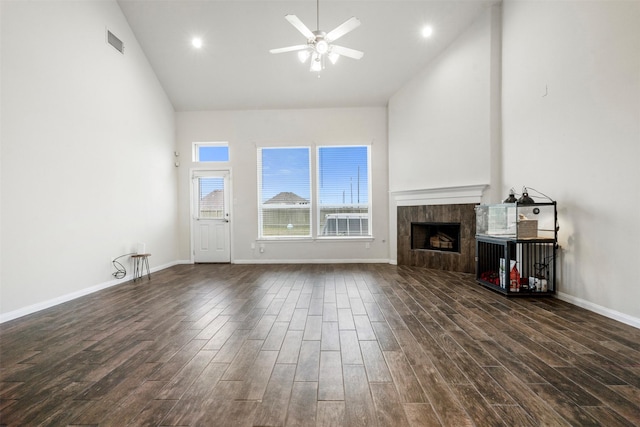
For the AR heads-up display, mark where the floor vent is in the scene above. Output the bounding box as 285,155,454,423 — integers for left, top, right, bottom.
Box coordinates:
106,29,124,54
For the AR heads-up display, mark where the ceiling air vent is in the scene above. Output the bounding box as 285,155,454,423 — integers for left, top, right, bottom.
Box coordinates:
106,29,124,54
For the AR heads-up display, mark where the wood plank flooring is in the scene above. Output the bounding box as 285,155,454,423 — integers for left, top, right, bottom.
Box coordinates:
1,263,639,426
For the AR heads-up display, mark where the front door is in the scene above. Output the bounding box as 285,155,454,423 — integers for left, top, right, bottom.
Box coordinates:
192,170,230,263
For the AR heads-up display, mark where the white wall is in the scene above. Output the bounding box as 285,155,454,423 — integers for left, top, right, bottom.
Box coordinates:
387,5,501,262
502,1,640,325
175,108,389,263
1,1,177,320
388,5,501,196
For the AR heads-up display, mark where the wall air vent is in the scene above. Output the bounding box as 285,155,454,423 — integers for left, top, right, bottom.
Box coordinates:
106,29,124,54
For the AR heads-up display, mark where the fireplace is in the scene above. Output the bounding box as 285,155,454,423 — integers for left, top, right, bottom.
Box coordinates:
397,203,476,273
411,222,461,253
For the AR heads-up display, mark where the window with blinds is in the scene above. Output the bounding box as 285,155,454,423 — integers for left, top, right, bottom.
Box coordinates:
197,176,225,219
257,147,311,238
317,146,371,237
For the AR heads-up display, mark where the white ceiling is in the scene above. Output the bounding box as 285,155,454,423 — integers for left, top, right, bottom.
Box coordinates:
117,0,495,111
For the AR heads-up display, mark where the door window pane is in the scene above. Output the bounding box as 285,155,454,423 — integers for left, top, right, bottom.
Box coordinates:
198,177,225,218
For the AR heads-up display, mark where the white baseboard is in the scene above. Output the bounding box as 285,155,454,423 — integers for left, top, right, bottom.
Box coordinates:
556,292,640,329
0,260,181,324
233,258,390,265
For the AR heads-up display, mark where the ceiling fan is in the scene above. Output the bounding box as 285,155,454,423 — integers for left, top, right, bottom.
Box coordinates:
269,0,364,72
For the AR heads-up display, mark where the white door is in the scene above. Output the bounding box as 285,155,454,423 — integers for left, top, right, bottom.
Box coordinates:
192,170,231,263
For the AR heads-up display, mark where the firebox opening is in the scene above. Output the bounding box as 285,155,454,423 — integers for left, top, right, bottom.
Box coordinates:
411,222,461,253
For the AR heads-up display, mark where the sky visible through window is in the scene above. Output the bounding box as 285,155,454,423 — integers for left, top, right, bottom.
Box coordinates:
318,146,368,206
260,146,368,205
198,145,229,162
261,148,310,202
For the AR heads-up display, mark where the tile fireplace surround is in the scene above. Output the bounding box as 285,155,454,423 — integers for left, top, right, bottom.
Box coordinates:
392,185,487,273
397,203,477,273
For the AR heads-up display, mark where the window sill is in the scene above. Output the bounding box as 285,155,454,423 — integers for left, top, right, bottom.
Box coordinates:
315,236,374,242
256,237,374,243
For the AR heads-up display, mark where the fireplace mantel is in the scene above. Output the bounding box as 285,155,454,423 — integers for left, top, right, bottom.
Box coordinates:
392,184,487,206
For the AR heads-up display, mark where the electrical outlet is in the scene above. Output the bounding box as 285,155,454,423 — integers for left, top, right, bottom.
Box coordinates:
251,243,256,249
365,242,370,249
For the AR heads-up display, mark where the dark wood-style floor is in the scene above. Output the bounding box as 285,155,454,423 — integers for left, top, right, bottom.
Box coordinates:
1,264,639,426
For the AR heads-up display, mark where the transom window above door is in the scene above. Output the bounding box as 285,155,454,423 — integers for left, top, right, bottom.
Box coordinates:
193,142,230,162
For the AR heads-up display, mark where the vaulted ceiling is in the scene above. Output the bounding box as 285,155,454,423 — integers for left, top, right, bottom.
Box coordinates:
118,0,495,111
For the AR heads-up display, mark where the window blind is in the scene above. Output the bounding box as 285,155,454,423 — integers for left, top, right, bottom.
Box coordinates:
317,146,371,237
257,147,311,238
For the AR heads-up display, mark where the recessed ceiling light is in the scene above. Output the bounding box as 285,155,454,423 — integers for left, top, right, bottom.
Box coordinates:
192,37,203,49
422,25,434,38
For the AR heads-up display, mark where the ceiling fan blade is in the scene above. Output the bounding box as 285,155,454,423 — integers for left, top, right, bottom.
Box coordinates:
330,45,364,60
270,45,309,54
285,14,315,40
326,17,361,43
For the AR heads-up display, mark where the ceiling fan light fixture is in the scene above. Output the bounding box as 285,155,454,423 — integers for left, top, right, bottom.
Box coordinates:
298,50,310,63
310,53,323,72
270,0,363,73
315,39,329,54
311,61,322,72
